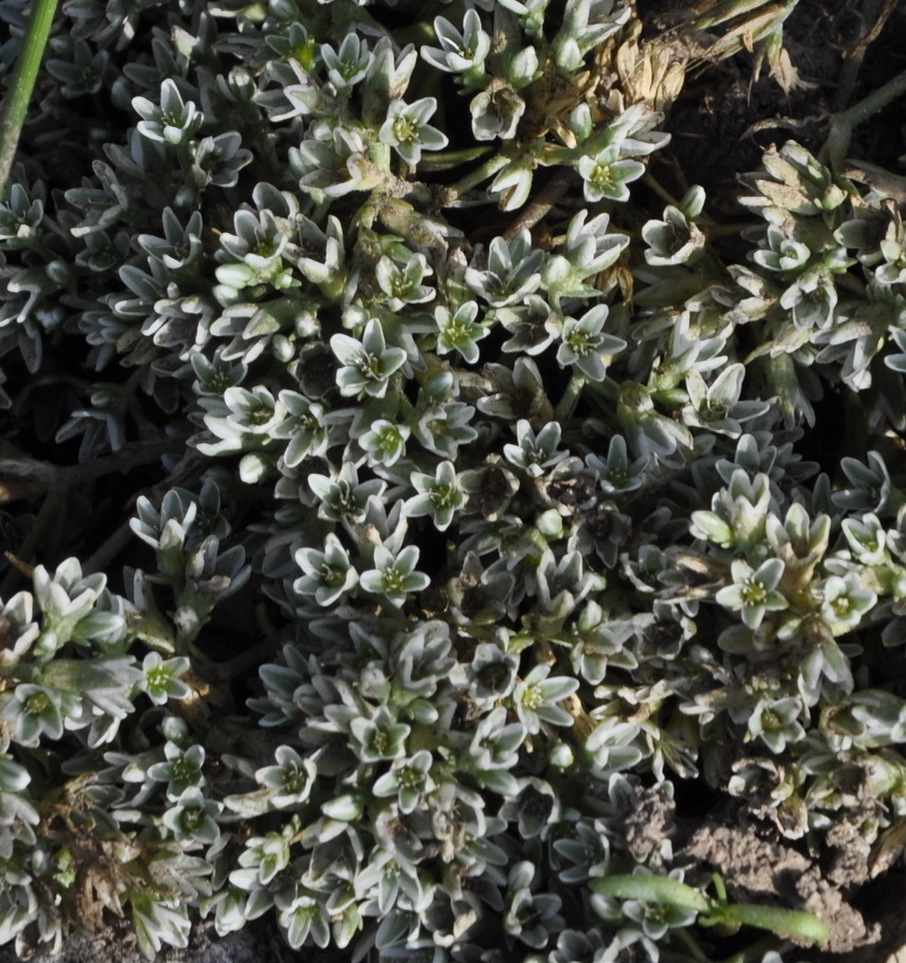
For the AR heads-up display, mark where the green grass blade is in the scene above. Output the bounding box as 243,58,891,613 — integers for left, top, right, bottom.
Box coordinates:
0,0,61,197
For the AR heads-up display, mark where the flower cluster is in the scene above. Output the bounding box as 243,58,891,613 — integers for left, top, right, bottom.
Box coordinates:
0,0,901,960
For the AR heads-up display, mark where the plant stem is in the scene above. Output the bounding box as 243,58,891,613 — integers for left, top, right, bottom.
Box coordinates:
0,437,188,504
418,145,493,172
222,638,280,680
82,520,134,576
643,171,682,208
58,437,189,487
823,68,906,173
839,68,906,129
831,0,899,112
502,167,572,242
554,372,587,422
448,153,510,199
0,0,60,197
705,221,755,238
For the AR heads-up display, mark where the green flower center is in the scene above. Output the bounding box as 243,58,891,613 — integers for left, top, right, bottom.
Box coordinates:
832,595,852,617
521,683,544,710
332,482,358,515
181,809,204,832
704,402,731,421
392,114,419,145
299,412,320,434
204,369,233,393
25,692,52,716
381,567,407,595
760,708,782,732
740,578,767,605
247,404,274,426
171,758,197,783
390,275,411,299
355,351,382,381
397,765,422,791
321,564,347,587
282,764,310,795
146,666,169,695
430,484,458,509
589,163,616,192
443,317,474,345
566,331,593,355
254,238,279,259
377,427,402,449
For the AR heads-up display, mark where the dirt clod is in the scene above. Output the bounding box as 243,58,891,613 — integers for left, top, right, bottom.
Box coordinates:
685,821,879,954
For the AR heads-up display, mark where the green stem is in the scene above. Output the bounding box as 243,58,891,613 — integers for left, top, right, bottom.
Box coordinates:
417,145,493,172
823,68,906,173
836,68,906,133
448,154,510,199
82,519,135,575
0,0,60,197
554,372,587,422
643,171,683,208
502,167,572,242
221,638,280,680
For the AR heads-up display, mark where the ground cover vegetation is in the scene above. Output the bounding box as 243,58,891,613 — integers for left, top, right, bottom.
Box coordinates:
1,0,906,960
